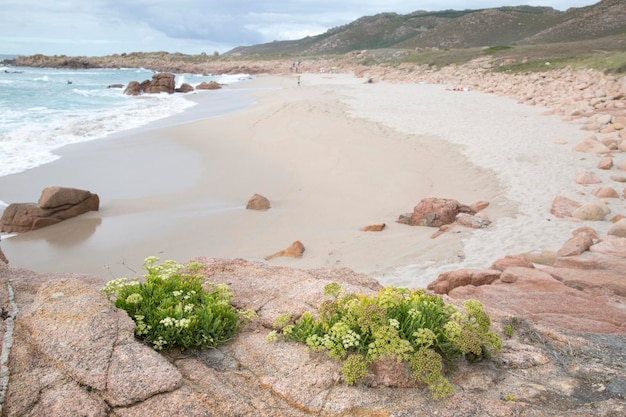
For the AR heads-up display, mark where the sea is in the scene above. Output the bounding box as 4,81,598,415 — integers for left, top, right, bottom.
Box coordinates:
0,55,252,180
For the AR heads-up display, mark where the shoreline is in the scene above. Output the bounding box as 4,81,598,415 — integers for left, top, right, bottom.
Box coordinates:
1,72,622,288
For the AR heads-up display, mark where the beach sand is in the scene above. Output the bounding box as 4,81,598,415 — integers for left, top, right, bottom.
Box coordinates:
0,73,603,288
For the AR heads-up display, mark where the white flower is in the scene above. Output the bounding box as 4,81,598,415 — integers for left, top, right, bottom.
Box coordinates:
160,317,175,327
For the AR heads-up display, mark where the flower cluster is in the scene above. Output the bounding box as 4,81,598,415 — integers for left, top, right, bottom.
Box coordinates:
102,257,256,351
269,283,502,399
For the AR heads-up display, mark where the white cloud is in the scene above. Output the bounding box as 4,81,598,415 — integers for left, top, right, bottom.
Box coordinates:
0,1,601,56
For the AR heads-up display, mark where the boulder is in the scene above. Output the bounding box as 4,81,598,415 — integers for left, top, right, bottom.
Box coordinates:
608,218,626,237
575,171,602,185
175,83,194,93
0,187,99,233
592,186,619,198
597,156,613,170
196,81,222,90
572,137,611,154
123,81,141,96
557,230,595,257
246,193,271,211
399,198,474,227
264,240,305,260
143,73,176,94
550,195,581,218
124,73,176,95
571,202,610,221
427,269,501,294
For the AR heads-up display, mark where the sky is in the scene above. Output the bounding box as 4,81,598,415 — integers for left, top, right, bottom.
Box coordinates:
1,0,601,57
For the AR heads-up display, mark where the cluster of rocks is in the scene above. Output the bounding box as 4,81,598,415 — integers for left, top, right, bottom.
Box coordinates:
123,72,222,96
0,186,99,233
397,197,491,238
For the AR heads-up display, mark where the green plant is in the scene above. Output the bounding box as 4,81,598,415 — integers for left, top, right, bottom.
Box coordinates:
270,284,502,399
102,257,254,351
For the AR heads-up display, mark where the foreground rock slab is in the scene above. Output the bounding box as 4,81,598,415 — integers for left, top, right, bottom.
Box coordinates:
1,256,625,416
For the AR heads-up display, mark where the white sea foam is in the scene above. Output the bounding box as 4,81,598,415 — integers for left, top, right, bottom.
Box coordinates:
0,66,250,177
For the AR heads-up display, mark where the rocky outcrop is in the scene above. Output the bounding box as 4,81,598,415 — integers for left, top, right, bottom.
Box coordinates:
123,73,176,95
0,186,99,233
1,252,625,416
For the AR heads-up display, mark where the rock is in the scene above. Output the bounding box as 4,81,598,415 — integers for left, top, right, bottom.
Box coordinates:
124,73,176,95
608,219,626,237
2,253,625,416
6,278,182,414
245,193,271,211
470,200,490,212
362,223,386,232
489,255,535,271
456,213,491,229
448,267,626,334
427,269,501,294
550,195,581,218
618,159,626,172
0,187,99,233
589,237,626,258
597,156,613,170
123,80,141,95
264,240,305,260
572,137,611,154
523,250,558,266
547,267,626,297
592,186,619,198
107,83,124,89
175,83,194,93
401,197,474,227
38,186,95,208
575,171,602,185
571,202,610,221
499,270,519,283
196,81,222,90
143,73,176,94
557,230,595,257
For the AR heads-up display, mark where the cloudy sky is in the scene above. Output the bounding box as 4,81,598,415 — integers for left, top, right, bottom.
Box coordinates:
1,0,600,57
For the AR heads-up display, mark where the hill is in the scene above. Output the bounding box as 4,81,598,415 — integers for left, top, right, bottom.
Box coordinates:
225,0,626,56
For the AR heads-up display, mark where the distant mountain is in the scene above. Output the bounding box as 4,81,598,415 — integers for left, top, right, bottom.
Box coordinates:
225,0,626,56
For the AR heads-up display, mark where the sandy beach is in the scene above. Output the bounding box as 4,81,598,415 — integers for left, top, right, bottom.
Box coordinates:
0,72,610,288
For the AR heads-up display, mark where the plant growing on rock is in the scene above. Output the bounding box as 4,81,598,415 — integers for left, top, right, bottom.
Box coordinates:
269,283,501,399
102,257,254,351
